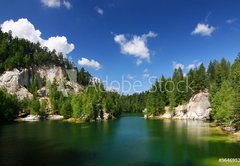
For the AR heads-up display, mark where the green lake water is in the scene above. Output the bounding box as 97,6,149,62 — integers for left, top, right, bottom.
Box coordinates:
0,115,239,166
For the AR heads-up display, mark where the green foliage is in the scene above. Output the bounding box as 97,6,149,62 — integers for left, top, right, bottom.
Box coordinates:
207,60,217,83
119,92,147,113
0,89,19,121
146,80,166,115
103,92,121,118
29,98,40,115
28,76,38,97
49,81,64,114
60,98,72,118
0,30,74,74
39,100,47,116
211,56,240,127
211,81,235,125
168,92,176,112
186,68,196,99
77,68,92,86
71,94,83,118
172,67,187,104
194,63,207,92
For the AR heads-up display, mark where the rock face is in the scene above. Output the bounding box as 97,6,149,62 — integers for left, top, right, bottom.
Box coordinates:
158,92,212,120
46,115,64,120
233,131,240,140
17,115,41,122
186,92,211,120
0,69,33,100
0,66,84,100
161,107,174,119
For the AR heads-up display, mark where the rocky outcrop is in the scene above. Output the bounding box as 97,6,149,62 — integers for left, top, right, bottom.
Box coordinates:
46,115,64,120
233,131,240,140
185,92,211,120
0,66,84,100
160,107,174,119
0,69,33,100
16,115,41,122
155,92,212,120
102,109,116,120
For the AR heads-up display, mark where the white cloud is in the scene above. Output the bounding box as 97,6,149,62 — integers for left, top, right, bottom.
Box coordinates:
191,23,216,36
78,58,101,70
143,68,148,73
173,61,184,70
127,74,134,80
41,0,61,8
187,61,202,70
96,6,104,15
42,36,74,56
187,64,196,70
136,59,142,66
226,18,238,24
142,68,150,79
1,18,42,43
63,0,72,9
1,18,74,58
114,31,157,65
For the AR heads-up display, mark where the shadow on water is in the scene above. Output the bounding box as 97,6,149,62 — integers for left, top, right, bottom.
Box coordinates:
0,138,99,166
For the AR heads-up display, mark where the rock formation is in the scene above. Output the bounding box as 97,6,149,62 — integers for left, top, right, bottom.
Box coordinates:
0,66,83,100
158,92,212,120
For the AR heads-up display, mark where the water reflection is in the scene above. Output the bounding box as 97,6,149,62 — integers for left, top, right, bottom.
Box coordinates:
0,117,239,166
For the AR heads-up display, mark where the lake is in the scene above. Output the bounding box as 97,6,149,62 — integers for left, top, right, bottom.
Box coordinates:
0,114,239,166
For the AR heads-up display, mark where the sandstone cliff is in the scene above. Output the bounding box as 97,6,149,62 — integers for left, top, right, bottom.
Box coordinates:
145,91,212,120
0,66,83,100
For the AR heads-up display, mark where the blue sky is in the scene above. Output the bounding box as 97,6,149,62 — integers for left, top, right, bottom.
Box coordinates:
0,0,240,93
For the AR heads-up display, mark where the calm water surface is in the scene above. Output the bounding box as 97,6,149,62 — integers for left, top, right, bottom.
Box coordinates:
0,115,239,166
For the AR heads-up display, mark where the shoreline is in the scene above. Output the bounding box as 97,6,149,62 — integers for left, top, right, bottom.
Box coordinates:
145,115,240,140
12,113,240,140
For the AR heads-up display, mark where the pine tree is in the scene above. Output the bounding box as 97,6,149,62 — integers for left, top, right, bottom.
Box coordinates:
186,68,196,99
195,63,207,92
168,91,176,112
172,67,186,105
211,80,235,126
207,60,217,83
71,94,82,118
230,57,240,126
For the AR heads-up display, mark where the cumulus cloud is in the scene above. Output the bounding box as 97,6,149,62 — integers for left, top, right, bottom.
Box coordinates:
114,31,157,65
127,74,134,80
0,18,74,57
191,23,216,36
1,18,42,43
173,61,184,70
226,18,238,24
63,0,72,9
42,36,74,56
78,58,101,70
96,6,104,15
41,0,61,8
